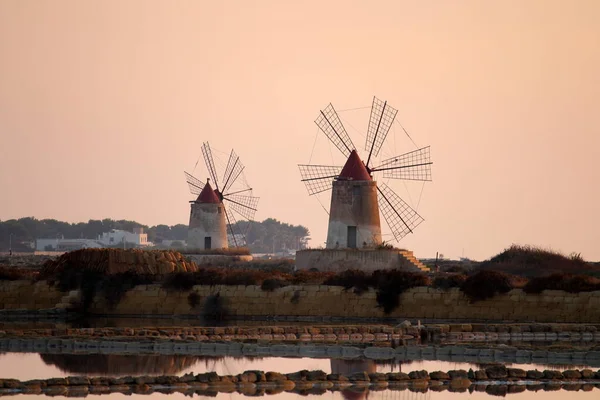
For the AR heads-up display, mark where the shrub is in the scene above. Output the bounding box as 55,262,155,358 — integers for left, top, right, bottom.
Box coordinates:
523,273,600,294
0,267,38,281
323,269,372,292
162,272,198,291
444,265,469,274
433,274,467,290
51,268,154,312
99,271,154,310
290,290,301,304
291,270,334,285
261,278,288,291
202,293,229,322
188,292,201,308
372,270,431,314
460,270,520,302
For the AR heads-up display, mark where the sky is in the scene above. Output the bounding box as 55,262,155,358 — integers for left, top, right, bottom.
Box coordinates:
1,1,599,261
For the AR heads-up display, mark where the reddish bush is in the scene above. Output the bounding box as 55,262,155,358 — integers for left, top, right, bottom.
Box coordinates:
373,270,431,314
0,267,38,281
433,274,467,290
322,269,372,292
523,273,600,294
460,270,521,302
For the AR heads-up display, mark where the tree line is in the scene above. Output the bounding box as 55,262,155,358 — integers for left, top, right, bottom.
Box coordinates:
0,217,310,253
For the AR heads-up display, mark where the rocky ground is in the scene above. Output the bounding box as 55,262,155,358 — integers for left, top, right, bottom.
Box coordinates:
0,366,599,397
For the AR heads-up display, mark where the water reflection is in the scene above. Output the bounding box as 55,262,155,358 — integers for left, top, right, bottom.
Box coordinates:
332,360,376,400
40,354,206,376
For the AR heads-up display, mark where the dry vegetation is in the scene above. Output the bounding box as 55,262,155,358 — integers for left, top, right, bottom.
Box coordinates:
477,244,599,277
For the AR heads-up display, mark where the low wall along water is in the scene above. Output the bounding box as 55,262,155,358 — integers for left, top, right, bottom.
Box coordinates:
1,281,599,323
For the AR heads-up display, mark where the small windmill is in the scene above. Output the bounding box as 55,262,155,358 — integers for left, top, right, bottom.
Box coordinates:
298,96,432,249
185,142,259,249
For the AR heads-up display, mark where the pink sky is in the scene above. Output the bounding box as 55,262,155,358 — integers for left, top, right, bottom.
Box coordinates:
1,1,599,260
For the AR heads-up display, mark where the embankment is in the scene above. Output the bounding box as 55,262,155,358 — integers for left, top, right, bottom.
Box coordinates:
1,280,599,323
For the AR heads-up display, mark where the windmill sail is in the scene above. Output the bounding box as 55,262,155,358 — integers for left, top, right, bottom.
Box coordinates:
184,171,205,196
224,206,241,247
298,164,342,195
223,194,259,221
371,146,432,181
314,103,356,158
201,142,220,191
377,182,424,242
365,97,398,167
221,149,245,195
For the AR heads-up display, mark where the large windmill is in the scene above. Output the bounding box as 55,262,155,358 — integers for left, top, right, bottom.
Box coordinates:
185,142,259,249
298,97,432,249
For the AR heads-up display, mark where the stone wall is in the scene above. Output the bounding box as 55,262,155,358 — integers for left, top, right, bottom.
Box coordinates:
86,284,600,323
295,249,424,273
185,254,253,265
0,281,598,323
0,281,63,310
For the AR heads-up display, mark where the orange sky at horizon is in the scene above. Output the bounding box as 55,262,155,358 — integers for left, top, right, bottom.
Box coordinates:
1,1,599,261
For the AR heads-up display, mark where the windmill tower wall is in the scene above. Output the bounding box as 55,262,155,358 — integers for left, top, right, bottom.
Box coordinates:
187,203,228,250
326,180,382,249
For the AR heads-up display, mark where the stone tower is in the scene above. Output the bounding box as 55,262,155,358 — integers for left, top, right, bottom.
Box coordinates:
187,179,228,250
326,150,382,249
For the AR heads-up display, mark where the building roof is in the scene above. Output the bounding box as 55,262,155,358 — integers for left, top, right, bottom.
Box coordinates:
196,179,221,203
338,150,372,181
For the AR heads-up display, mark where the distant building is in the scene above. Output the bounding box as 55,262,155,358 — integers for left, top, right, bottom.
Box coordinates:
35,238,102,252
97,227,151,247
35,228,152,251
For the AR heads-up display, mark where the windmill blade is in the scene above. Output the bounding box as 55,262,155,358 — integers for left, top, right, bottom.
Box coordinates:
221,149,246,195
223,194,259,221
365,97,398,167
315,103,356,158
224,206,241,247
371,146,433,181
298,164,342,195
184,171,205,196
201,142,220,190
377,182,424,242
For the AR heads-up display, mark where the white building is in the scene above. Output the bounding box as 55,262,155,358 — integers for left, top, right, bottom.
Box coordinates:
97,227,151,247
35,238,103,252
35,228,152,251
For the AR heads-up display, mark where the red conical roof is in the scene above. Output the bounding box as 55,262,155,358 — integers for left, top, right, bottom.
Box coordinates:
338,150,372,181
196,179,221,203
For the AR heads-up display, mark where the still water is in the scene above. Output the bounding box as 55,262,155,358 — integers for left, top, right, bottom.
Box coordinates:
0,353,596,380
0,353,598,399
